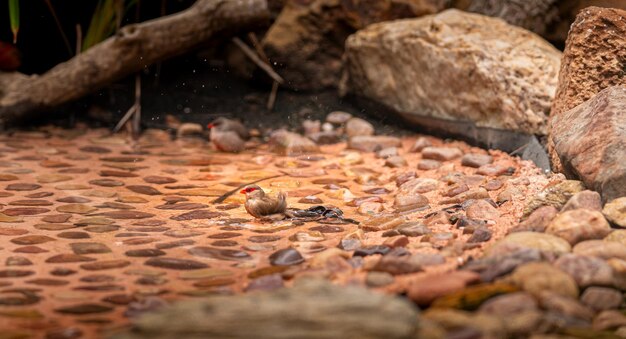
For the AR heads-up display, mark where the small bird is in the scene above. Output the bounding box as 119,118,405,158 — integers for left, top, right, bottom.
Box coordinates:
207,117,250,153
240,184,287,220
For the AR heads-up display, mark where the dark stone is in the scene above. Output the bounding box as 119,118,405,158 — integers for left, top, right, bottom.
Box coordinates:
269,248,305,266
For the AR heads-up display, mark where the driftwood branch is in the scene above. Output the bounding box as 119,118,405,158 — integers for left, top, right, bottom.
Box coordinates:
0,0,269,124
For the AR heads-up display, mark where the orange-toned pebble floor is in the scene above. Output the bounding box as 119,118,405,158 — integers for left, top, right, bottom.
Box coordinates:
0,128,548,338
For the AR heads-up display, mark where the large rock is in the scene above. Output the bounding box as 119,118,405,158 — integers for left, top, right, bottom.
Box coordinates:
550,86,626,202
261,0,446,90
549,7,626,172
111,279,419,338
342,9,561,135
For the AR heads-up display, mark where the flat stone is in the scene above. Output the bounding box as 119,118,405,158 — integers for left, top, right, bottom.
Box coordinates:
6,183,42,191
95,211,155,219
190,247,252,261
126,185,162,195
144,257,208,270
42,214,72,223
0,269,34,278
10,235,55,245
170,210,225,221
56,204,97,214
347,135,401,152
461,153,493,168
57,231,90,239
9,199,53,206
55,303,113,314
126,249,166,257
3,207,50,216
36,174,72,183
46,254,96,263
80,260,131,270
89,179,124,187
70,243,112,255
6,256,32,266
144,176,177,184
421,147,463,161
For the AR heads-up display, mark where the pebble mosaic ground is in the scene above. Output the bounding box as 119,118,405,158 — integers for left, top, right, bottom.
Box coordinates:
0,126,575,338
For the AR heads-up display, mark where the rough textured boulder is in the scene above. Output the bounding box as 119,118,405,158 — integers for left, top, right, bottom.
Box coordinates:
548,7,626,171
109,279,420,339
262,0,446,90
550,86,626,202
342,9,561,136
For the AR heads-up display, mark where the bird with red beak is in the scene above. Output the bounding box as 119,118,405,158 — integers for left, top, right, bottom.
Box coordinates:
207,117,250,153
240,184,287,220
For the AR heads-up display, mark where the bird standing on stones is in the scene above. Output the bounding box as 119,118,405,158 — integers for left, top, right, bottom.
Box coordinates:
207,117,250,153
240,185,287,220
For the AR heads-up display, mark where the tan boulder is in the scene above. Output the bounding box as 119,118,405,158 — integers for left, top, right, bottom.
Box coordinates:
342,9,561,135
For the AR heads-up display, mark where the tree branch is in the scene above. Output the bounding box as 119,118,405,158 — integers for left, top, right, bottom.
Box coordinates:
0,0,269,124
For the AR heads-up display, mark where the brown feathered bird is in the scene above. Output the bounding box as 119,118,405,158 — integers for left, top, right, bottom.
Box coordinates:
207,117,250,153
240,184,287,220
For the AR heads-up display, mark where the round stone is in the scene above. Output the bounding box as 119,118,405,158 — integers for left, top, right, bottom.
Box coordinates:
546,209,612,245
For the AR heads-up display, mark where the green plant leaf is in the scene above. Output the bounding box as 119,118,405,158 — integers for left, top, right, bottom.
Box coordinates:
8,0,19,43
82,0,136,52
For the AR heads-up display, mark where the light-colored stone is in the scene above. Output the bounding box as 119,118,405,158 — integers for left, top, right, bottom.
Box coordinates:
487,232,571,256
574,240,626,261
347,135,402,152
114,279,419,338
342,9,561,135
550,86,626,202
505,262,579,298
604,197,626,228
345,117,374,137
522,180,585,218
545,209,612,245
268,130,320,156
